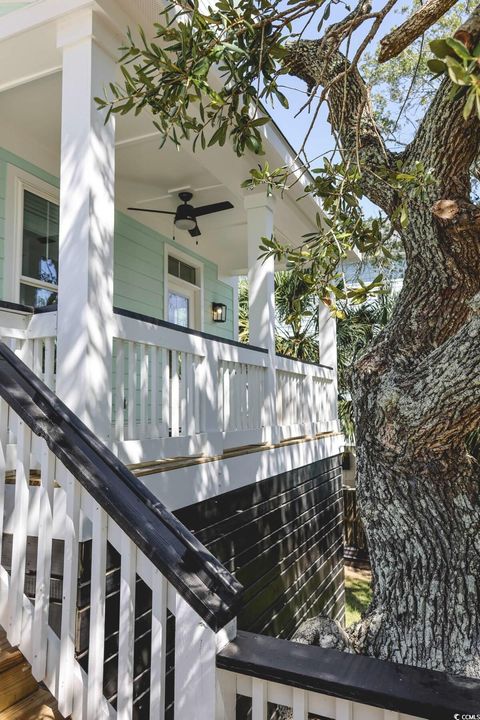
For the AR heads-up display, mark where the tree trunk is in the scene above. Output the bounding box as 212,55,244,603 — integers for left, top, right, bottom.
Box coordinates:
286,4,480,677
354,408,480,675
349,182,480,675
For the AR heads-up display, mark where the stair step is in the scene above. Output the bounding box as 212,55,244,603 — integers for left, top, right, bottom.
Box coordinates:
0,689,66,720
0,659,39,712
0,630,24,674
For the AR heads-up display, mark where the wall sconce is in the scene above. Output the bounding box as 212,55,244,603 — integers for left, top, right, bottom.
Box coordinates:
212,302,227,323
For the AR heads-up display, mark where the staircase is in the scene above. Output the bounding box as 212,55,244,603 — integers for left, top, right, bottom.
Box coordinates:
0,628,66,720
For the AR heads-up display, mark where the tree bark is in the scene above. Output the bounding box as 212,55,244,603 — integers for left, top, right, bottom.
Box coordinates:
287,3,480,677
378,0,459,63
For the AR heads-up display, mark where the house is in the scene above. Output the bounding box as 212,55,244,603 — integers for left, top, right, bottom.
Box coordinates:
0,2,478,719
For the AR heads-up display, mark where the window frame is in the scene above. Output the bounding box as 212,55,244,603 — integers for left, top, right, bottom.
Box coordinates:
164,243,204,330
5,165,60,304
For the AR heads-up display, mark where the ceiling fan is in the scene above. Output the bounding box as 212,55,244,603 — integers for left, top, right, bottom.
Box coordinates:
128,191,233,238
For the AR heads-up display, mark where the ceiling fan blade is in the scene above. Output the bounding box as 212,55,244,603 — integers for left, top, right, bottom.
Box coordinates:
193,201,234,218
189,223,201,238
127,207,176,215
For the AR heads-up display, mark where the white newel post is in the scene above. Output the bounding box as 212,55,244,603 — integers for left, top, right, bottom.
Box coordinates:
244,193,277,441
318,301,338,429
56,11,118,442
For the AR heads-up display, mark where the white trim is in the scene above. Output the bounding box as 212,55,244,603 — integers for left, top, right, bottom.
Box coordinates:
163,243,204,331
5,165,59,303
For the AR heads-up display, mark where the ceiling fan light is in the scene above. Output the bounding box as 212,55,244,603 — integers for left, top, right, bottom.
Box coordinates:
174,204,196,231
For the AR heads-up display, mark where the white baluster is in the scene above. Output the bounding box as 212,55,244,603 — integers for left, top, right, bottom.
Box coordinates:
184,353,195,438
174,593,217,720
0,397,7,477
161,348,170,437
335,697,353,720
58,469,81,717
150,345,159,439
115,340,126,442
44,338,55,390
7,418,32,646
193,357,201,433
149,568,168,720
117,533,137,720
128,342,136,440
179,352,187,437
86,502,108,719
32,339,43,380
171,350,180,437
239,365,247,431
252,677,267,720
0,402,6,583
31,444,56,680
223,363,231,432
293,687,308,719
216,670,236,720
139,343,148,439
218,362,224,432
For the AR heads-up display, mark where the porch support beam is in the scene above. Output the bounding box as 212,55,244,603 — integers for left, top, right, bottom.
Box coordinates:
55,10,119,442
244,193,277,439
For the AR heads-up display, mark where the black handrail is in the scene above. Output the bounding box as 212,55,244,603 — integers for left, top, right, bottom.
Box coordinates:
0,342,243,631
218,631,480,719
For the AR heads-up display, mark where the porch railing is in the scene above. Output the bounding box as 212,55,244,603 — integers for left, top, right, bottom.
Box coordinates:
217,630,480,720
0,326,480,718
0,340,241,719
275,354,336,441
0,303,337,463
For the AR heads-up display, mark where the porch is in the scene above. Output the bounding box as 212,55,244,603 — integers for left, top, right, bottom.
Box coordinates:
0,344,478,720
0,301,337,467
0,0,340,466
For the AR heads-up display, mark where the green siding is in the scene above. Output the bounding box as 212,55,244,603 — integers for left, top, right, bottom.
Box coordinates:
113,212,165,318
0,148,234,339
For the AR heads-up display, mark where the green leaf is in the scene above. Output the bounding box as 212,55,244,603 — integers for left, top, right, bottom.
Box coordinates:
445,57,469,85
429,38,451,59
250,117,270,127
463,87,476,120
427,58,447,76
221,42,248,57
446,38,472,61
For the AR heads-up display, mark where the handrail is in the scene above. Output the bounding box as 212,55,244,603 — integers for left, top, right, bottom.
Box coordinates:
276,351,333,371
217,631,480,719
114,306,268,354
0,341,243,631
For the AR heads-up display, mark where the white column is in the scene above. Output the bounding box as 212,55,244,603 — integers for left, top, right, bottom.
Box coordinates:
244,193,277,440
56,11,118,442
318,301,339,429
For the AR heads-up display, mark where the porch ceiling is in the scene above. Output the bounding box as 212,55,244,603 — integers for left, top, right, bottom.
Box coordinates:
0,14,323,275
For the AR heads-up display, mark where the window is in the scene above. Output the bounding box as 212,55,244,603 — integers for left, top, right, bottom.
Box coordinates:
168,291,190,327
20,190,59,308
165,249,203,330
168,255,197,285
5,166,60,307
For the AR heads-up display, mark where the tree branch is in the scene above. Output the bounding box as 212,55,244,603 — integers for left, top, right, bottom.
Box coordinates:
285,2,399,212
453,3,480,49
378,0,459,64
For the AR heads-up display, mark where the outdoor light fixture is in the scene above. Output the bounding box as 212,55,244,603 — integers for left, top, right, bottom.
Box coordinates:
212,302,227,323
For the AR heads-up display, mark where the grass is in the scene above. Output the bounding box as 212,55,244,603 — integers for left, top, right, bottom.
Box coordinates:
345,567,372,627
